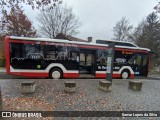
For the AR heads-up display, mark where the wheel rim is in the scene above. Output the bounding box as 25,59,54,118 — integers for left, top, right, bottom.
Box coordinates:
122,72,129,79
52,71,61,79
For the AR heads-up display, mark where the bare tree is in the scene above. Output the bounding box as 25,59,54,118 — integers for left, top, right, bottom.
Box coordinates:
112,17,133,41
37,4,81,38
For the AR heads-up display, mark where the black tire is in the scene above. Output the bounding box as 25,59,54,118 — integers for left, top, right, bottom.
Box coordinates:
49,68,63,79
121,70,130,79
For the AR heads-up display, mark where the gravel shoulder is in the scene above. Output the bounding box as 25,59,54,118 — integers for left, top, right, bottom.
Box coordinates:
0,79,160,120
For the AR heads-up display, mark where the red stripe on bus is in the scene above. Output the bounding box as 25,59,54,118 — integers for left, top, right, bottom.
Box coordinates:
96,73,134,78
96,74,106,78
113,74,121,78
78,45,107,50
63,73,79,78
95,73,121,78
115,48,149,53
7,71,135,79
9,39,108,50
8,38,149,53
130,74,134,78
5,36,10,74
9,40,36,44
7,71,79,78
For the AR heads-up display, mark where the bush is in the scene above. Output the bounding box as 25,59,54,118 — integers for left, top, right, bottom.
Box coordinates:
0,59,6,67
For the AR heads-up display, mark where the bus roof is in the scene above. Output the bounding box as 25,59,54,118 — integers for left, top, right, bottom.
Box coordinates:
96,39,138,47
9,36,150,52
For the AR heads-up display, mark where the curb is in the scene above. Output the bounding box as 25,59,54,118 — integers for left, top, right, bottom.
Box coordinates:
0,69,5,72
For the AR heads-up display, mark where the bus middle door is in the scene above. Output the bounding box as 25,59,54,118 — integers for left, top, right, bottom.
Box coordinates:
79,50,95,75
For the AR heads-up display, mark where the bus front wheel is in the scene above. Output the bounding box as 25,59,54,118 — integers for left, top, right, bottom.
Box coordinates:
49,68,63,79
121,70,130,79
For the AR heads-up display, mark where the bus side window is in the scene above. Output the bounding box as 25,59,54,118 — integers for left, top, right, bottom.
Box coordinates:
11,43,22,58
25,44,40,54
44,45,57,60
57,46,69,60
128,58,134,64
97,50,107,66
142,54,148,66
71,52,79,61
25,44,42,59
135,55,142,65
69,47,79,61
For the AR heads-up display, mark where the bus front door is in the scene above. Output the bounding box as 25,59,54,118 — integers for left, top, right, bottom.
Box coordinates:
132,53,149,77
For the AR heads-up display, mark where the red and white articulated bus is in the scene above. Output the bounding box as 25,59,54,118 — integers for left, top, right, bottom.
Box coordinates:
5,36,150,79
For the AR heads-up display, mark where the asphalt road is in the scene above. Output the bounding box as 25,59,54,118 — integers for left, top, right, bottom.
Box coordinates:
1,78,160,120
0,71,160,80
0,71,160,120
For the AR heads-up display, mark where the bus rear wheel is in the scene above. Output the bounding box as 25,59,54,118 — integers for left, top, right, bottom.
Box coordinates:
49,68,63,79
121,70,130,79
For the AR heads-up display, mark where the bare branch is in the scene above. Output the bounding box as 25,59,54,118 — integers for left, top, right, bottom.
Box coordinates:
112,17,133,41
0,0,62,10
37,4,81,38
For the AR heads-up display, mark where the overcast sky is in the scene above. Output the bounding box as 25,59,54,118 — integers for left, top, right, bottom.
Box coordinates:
25,0,158,41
